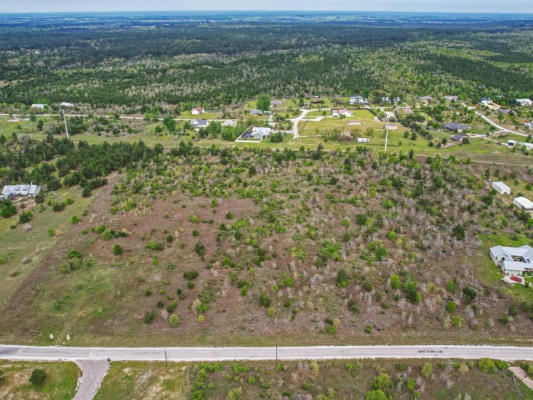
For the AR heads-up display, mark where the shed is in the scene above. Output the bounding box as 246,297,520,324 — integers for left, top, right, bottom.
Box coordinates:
491,182,511,195
513,197,533,211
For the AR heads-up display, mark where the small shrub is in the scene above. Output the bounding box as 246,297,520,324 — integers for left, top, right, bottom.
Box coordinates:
194,241,205,257
259,292,271,308
29,369,47,386
184,270,199,280
18,211,32,223
478,358,497,373
169,314,180,328
113,245,123,255
445,301,457,313
144,311,156,324
166,301,177,313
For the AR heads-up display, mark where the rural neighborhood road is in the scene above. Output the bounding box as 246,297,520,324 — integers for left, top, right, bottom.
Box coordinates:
475,111,529,137
291,108,317,138
2,345,533,399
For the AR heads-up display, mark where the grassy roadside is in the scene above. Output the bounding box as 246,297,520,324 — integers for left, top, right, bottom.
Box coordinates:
0,361,79,400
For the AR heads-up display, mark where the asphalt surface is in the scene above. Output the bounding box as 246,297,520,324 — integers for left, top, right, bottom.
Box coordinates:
73,360,109,400
1,344,533,362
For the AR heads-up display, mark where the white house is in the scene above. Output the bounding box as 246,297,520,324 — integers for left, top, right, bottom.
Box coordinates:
480,97,493,106
349,95,367,105
525,121,533,130
60,102,74,108
31,104,46,110
191,119,209,129
516,98,533,106
444,95,459,102
357,137,370,143
332,109,353,117
1,184,41,200
491,181,511,195
221,120,237,127
384,111,395,120
513,196,533,211
490,245,533,276
241,127,272,140
507,140,533,152
191,107,204,115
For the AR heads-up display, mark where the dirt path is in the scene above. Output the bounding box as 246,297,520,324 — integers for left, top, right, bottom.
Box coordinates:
509,366,533,391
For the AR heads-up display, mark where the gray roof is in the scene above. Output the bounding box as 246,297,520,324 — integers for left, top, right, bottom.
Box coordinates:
445,122,469,131
191,119,208,127
1,184,41,198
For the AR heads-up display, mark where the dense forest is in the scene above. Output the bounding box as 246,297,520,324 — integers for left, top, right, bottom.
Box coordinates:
0,13,533,108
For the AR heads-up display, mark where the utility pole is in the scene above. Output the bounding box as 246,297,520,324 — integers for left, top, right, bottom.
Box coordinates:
164,347,168,368
275,344,278,370
61,108,69,140
384,116,389,152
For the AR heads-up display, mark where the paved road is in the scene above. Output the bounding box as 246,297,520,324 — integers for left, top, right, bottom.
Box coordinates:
1,345,533,362
73,360,109,400
290,108,318,138
475,111,528,137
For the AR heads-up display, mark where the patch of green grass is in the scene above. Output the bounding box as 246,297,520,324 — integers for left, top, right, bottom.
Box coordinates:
0,361,78,400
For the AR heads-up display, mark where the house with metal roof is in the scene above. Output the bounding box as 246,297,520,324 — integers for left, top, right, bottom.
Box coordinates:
490,245,533,276
444,122,469,133
191,119,209,129
1,184,41,200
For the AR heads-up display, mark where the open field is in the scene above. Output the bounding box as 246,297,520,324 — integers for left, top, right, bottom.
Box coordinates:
0,361,79,400
0,141,531,346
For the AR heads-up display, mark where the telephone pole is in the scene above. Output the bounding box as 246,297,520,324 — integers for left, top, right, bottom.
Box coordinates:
60,108,69,140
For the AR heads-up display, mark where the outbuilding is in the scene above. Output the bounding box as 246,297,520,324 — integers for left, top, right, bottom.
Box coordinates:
491,181,511,195
513,196,533,211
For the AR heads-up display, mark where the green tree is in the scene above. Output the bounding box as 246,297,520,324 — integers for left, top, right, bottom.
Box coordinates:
365,390,388,400
29,369,47,386
163,116,176,132
256,94,271,111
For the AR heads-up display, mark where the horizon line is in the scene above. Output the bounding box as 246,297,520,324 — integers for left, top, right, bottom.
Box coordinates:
1,10,533,15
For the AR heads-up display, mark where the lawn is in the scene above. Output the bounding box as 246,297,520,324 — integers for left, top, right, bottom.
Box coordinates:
94,362,187,400
0,361,79,400
0,187,94,309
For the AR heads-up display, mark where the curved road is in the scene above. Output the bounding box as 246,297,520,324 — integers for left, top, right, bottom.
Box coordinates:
475,111,529,137
2,344,533,399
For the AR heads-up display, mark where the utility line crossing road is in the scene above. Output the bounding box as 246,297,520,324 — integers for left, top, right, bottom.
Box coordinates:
1,345,533,362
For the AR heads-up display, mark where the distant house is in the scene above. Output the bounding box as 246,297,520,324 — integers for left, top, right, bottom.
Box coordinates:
1,184,41,200
516,98,533,106
491,181,511,195
242,127,272,140
311,96,324,104
490,245,533,276
418,96,433,103
349,95,368,105
480,97,493,106
498,108,512,116
331,109,352,117
444,95,459,102
357,137,370,143
191,119,209,129
249,109,263,116
524,121,533,130
31,104,46,110
191,107,204,115
383,111,395,120
60,102,74,108
444,122,469,133
381,96,401,104
221,120,237,127
513,196,533,211
271,100,283,107
450,134,466,142
509,141,533,152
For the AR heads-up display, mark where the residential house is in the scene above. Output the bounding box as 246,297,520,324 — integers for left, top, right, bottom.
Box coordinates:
444,95,459,102
249,109,263,115
31,104,46,110
242,127,272,140
516,98,533,106
480,97,493,106
509,141,533,152
271,100,283,107
444,122,469,133
357,138,370,143
490,245,533,276
349,95,368,105
418,96,433,103
60,102,74,108
191,119,209,129
513,197,533,211
191,107,204,115
1,184,41,200
331,109,353,118
383,111,395,120
450,134,466,142
524,121,533,130
491,182,511,195
498,108,512,116
221,120,237,127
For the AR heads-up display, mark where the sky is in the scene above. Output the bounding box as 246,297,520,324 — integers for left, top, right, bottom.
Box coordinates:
1,0,533,13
